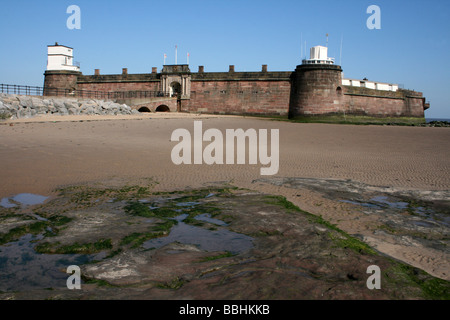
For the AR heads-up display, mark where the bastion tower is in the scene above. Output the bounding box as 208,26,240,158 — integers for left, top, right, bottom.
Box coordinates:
289,46,343,119
43,43,81,96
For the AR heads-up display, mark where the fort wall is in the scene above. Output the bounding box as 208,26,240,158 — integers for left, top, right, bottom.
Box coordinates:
183,77,291,115
42,66,428,120
77,73,160,92
342,86,426,117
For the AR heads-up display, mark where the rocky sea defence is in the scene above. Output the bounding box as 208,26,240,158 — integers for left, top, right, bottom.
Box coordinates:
0,93,138,120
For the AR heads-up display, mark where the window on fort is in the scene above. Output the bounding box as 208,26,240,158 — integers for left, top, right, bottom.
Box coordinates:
220,90,226,94
336,86,343,96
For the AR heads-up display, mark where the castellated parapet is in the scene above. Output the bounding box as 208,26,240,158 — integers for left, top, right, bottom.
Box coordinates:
42,44,429,120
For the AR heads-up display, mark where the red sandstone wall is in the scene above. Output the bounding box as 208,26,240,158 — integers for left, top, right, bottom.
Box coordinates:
343,87,425,117
405,97,426,117
77,81,160,92
62,71,425,118
289,65,343,118
43,72,80,93
343,95,405,116
130,99,178,113
182,80,291,115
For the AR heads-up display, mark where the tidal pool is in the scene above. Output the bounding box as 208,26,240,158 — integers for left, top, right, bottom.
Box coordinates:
370,196,409,209
0,234,101,291
194,213,228,226
0,193,49,208
143,214,253,254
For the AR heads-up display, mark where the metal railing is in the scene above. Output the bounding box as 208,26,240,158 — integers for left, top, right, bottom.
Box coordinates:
0,84,171,100
0,84,43,96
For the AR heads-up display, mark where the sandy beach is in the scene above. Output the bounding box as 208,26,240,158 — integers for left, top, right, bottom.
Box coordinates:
1,113,449,196
0,113,449,298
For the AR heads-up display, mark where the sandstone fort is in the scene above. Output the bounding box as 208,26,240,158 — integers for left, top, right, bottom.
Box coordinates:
43,43,430,120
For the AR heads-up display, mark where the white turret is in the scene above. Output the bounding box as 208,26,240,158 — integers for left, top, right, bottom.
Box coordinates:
46,42,80,71
302,46,335,65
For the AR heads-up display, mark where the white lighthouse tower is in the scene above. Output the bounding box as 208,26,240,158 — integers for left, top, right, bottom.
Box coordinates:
46,42,80,71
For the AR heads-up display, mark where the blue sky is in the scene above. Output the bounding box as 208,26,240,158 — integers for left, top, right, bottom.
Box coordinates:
0,0,449,118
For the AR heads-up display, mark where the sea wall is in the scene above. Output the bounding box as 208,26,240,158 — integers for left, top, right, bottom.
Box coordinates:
342,86,426,117
0,93,137,120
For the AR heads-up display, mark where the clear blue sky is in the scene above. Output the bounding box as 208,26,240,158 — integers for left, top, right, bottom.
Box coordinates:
0,0,449,118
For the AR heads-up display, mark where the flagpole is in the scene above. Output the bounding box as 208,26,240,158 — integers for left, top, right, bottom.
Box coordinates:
187,52,189,65
300,33,303,60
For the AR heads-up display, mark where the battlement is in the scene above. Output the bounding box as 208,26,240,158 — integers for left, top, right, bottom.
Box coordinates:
78,73,160,84
191,71,292,81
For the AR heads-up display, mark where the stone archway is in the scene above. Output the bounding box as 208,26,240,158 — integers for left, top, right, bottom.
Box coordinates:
155,105,170,112
138,106,151,113
170,82,181,97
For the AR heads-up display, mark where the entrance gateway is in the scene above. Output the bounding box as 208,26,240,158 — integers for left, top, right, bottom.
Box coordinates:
169,81,181,97
161,64,191,100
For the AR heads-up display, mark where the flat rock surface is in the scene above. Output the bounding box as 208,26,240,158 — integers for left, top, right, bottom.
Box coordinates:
1,184,448,299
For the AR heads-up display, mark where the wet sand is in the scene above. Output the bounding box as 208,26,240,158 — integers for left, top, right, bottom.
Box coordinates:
1,113,449,284
1,113,449,196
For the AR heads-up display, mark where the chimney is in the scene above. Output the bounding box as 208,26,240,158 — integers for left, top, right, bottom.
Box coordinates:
262,64,268,72
122,68,128,75
198,66,204,73
229,65,235,73
152,67,157,74
95,69,100,76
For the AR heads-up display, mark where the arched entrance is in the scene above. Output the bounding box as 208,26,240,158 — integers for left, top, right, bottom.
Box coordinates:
170,81,181,97
155,105,170,112
138,106,151,112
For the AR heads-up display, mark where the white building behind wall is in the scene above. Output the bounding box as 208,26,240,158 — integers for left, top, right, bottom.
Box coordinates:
342,78,398,92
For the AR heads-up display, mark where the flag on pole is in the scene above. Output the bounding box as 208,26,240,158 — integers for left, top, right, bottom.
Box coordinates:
187,52,190,64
